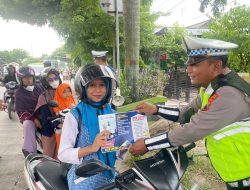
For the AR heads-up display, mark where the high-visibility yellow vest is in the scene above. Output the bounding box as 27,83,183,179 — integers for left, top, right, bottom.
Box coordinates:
200,85,250,182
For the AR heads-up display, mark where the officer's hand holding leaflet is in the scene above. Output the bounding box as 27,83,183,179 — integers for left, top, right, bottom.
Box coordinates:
135,102,158,115
129,138,148,156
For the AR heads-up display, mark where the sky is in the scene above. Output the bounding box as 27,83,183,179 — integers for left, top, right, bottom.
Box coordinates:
0,18,64,57
151,0,250,27
0,0,249,57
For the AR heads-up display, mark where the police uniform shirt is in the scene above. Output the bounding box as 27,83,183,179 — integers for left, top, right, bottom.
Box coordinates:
168,68,250,146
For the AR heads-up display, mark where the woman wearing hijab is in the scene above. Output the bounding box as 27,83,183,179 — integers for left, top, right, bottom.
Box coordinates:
35,67,62,158
15,66,45,157
58,64,118,190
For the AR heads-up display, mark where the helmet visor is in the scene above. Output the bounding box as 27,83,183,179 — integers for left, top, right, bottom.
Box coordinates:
79,64,117,87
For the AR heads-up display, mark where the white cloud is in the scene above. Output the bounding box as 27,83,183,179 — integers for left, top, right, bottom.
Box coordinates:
0,18,64,57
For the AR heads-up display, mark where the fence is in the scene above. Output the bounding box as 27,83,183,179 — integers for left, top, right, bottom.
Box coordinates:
163,69,198,102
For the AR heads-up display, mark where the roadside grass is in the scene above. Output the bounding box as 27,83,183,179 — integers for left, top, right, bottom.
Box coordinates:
117,95,167,112
242,76,250,83
181,153,225,190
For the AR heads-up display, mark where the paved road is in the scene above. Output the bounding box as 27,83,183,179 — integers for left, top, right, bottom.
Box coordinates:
0,86,27,190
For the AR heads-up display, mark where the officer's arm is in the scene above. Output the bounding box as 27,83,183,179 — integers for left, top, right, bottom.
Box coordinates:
144,87,250,150
155,105,180,122
168,86,249,146
155,95,201,123
145,132,172,150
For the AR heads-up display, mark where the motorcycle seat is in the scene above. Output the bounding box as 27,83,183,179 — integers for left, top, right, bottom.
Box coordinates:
35,160,68,190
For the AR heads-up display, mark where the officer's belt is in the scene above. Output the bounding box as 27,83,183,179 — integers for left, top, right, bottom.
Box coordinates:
227,177,250,188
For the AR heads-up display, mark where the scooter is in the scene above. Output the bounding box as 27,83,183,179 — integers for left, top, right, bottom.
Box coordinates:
4,81,18,119
24,142,196,190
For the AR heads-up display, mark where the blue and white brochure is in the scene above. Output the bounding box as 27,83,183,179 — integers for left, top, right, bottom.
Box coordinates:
98,111,150,153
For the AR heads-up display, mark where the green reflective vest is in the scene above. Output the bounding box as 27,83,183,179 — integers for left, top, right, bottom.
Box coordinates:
200,72,250,182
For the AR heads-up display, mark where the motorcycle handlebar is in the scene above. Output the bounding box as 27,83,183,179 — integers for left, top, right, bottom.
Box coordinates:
96,182,116,190
184,143,196,152
47,115,63,122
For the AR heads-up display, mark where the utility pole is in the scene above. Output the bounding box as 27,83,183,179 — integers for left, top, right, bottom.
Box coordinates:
115,0,120,76
100,0,123,76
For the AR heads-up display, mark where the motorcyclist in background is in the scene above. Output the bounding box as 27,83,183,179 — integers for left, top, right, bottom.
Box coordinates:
34,67,62,158
2,63,18,86
15,66,45,157
1,63,19,103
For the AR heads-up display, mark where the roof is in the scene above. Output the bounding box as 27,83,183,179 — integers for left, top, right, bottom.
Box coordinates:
186,20,211,29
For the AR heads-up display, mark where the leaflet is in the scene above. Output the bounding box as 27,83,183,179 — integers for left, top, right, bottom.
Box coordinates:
98,111,150,153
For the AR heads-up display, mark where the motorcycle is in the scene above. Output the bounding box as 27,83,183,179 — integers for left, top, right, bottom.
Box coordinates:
24,142,196,190
4,81,19,119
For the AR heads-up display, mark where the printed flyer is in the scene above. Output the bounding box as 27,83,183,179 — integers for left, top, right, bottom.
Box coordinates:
98,111,150,153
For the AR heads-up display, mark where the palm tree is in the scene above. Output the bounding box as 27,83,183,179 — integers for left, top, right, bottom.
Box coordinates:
123,0,140,101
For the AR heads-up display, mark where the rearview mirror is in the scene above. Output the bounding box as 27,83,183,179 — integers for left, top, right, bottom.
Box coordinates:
47,100,59,108
75,159,111,177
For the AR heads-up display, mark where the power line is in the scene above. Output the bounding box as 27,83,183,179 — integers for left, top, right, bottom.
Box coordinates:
153,0,170,12
166,0,185,13
153,0,186,15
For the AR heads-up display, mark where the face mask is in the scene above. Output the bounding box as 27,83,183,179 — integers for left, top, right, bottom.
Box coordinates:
49,80,59,89
24,85,34,92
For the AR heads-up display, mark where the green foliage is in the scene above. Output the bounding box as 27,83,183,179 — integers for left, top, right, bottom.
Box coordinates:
22,56,42,66
199,0,227,16
0,49,29,64
163,25,187,68
119,68,167,105
119,71,133,105
0,0,61,26
142,24,187,69
140,1,159,52
50,46,67,60
52,0,115,63
117,95,167,113
204,6,250,72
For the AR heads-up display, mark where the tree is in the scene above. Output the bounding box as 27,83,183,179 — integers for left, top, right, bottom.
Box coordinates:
123,0,140,101
163,25,187,69
204,6,250,72
22,57,42,66
11,49,29,62
0,49,29,64
199,0,227,16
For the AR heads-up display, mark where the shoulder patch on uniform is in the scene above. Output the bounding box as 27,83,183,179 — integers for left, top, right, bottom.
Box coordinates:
202,93,219,111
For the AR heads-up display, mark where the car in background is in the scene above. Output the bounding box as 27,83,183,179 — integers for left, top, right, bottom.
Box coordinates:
28,64,44,83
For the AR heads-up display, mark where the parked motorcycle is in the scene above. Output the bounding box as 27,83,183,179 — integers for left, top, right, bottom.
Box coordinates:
4,81,18,119
24,142,196,190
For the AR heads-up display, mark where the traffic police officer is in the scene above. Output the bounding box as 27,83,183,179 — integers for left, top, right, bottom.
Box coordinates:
91,50,109,65
91,50,124,107
129,36,250,190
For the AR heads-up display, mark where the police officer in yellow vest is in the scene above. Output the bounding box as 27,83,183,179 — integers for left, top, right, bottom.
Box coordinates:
129,36,250,190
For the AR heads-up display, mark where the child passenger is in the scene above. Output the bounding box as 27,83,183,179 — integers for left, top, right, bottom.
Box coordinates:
53,83,76,157
53,83,76,113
